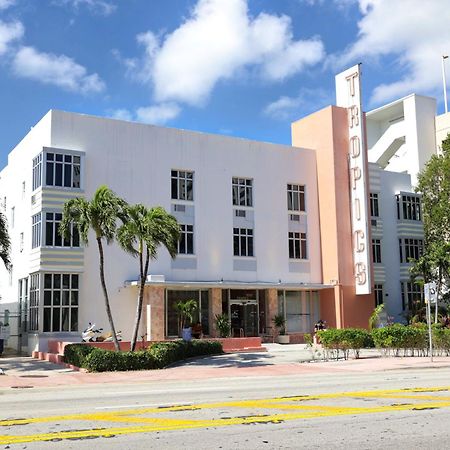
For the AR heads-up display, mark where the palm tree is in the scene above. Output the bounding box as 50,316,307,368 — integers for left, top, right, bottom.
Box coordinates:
117,204,180,351
0,210,11,271
60,185,127,351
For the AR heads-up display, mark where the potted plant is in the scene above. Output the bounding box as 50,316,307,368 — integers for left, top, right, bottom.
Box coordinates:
214,313,231,338
273,314,290,344
175,299,198,341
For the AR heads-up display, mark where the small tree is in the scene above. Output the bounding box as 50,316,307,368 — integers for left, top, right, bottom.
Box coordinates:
117,204,179,351
272,314,286,335
175,299,198,335
0,210,11,271
414,134,450,321
60,185,126,351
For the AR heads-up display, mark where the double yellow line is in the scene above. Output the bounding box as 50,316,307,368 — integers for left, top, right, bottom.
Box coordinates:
1,386,449,445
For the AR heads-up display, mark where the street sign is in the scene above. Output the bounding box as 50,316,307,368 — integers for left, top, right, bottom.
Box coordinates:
424,282,438,305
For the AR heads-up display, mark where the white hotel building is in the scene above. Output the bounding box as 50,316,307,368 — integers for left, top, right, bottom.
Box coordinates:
0,68,440,353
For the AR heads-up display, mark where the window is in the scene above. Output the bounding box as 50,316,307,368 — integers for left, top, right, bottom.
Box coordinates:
32,153,42,191
45,152,81,188
370,193,379,217
401,281,423,311
287,184,305,212
9,265,13,286
288,232,307,259
374,284,383,307
29,273,39,331
43,273,79,332
10,207,14,228
18,278,29,333
19,232,24,252
166,290,209,337
372,239,382,263
399,238,423,263
2,196,5,211
171,170,193,201
178,224,194,254
232,178,253,207
277,290,319,333
233,228,254,257
44,212,79,248
22,181,26,199
397,194,421,221
31,213,41,249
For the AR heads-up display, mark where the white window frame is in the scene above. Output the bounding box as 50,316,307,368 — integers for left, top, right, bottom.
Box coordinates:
171,170,194,201
178,224,194,255
233,227,254,257
287,184,306,213
372,239,382,263
288,232,307,259
232,177,253,207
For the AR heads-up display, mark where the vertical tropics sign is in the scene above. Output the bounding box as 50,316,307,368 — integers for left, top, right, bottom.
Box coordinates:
335,64,371,295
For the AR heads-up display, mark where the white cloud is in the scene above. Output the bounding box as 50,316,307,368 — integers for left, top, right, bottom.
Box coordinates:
136,103,181,124
131,0,324,106
338,0,450,105
264,88,331,120
0,0,16,10
109,103,181,125
54,0,116,15
12,46,105,94
0,20,23,55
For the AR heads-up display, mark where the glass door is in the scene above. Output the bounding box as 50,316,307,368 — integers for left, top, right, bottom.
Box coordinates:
229,300,259,337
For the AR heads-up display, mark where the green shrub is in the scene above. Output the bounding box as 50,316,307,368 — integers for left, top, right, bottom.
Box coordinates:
65,340,223,372
64,344,96,367
370,324,428,356
84,348,156,372
317,328,373,359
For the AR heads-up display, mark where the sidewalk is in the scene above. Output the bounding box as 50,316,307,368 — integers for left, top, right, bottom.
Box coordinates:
2,344,450,389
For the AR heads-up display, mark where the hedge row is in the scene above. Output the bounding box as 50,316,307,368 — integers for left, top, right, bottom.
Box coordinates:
64,340,223,372
315,325,450,359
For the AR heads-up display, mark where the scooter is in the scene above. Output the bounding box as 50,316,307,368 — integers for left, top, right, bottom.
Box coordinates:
81,323,103,342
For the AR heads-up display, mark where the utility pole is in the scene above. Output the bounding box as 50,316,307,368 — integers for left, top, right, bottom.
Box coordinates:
442,55,448,114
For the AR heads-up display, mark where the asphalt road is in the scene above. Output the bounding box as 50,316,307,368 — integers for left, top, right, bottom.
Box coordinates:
2,366,450,449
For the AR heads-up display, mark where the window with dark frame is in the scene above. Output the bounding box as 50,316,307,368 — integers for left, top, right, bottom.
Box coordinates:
369,193,379,217
45,153,81,188
44,212,79,248
372,239,382,263
401,281,423,311
233,227,254,257
171,170,194,201
32,154,42,191
232,177,253,207
288,232,307,259
399,238,423,263
178,224,194,254
32,213,41,249
287,184,305,212
43,273,79,332
396,194,421,221
374,284,383,307
29,273,40,331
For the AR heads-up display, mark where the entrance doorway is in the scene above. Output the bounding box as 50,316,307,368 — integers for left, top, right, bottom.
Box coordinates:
229,301,258,337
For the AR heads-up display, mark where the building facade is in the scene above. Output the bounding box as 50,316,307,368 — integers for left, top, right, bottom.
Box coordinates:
0,68,435,353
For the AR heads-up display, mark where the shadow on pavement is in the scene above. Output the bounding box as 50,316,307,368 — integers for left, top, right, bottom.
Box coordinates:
0,357,73,375
174,352,276,369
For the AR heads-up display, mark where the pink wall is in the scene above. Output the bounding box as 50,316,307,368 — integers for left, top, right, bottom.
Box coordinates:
292,106,373,329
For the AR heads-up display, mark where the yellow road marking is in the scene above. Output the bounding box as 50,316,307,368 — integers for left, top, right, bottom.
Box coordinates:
1,386,450,445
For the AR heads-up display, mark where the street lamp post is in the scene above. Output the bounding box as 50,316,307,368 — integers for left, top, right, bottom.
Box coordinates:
442,55,448,114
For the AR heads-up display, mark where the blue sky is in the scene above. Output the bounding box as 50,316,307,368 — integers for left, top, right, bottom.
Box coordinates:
1,0,449,167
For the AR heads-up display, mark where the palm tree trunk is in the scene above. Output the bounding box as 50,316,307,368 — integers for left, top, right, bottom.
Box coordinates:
130,246,150,351
96,237,120,351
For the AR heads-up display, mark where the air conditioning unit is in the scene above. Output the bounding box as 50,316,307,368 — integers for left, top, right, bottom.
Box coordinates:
371,219,377,226
174,204,185,212
235,209,246,217
146,274,165,283
289,214,300,222
31,195,36,205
